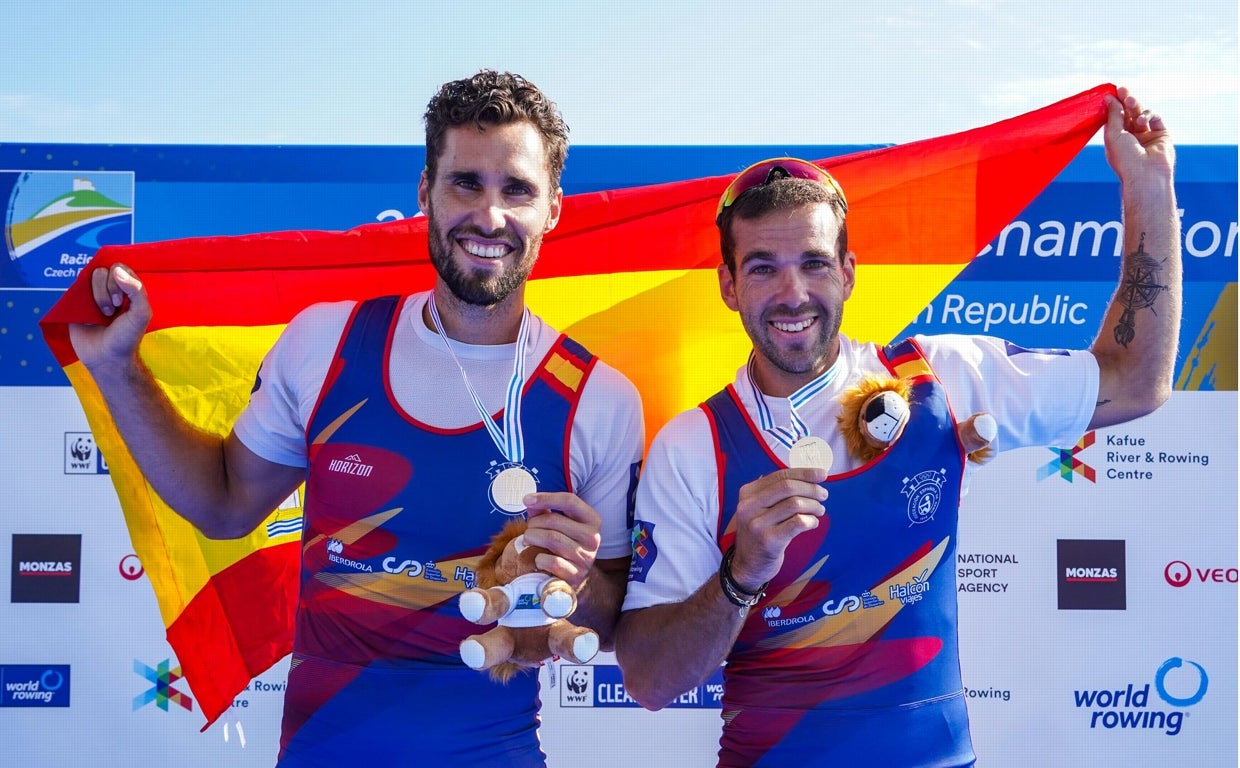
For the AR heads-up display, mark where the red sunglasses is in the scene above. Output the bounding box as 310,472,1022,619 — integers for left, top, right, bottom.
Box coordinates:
715,157,848,219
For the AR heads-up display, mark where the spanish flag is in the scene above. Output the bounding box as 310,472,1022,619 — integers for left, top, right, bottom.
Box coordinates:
40,84,1113,726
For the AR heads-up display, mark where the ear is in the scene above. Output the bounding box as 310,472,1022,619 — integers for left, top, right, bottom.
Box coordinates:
545,186,563,233
717,263,739,312
841,250,857,301
417,169,430,216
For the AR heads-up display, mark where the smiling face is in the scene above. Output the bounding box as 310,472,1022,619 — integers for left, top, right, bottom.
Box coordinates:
718,202,855,397
418,120,563,308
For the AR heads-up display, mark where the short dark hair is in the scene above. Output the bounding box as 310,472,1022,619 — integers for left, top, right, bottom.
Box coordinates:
717,177,848,273
423,70,570,190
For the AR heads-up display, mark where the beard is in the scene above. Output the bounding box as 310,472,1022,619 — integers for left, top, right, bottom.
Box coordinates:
743,301,842,377
427,218,541,307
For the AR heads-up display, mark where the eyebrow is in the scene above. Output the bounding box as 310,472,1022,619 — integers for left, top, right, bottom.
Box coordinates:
444,169,540,193
738,249,835,268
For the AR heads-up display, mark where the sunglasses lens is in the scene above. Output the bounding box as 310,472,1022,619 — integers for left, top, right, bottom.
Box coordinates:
716,158,846,218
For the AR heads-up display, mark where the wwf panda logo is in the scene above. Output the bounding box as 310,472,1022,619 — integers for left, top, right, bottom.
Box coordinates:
70,436,93,462
566,668,590,695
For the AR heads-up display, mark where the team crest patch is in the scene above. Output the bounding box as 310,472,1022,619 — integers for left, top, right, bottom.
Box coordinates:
901,469,947,525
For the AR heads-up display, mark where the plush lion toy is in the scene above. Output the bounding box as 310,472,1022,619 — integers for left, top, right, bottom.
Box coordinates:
459,519,599,683
836,375,997,464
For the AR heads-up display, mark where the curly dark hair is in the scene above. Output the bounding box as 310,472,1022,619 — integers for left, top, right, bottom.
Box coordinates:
717,177,848,273
424,70,570,190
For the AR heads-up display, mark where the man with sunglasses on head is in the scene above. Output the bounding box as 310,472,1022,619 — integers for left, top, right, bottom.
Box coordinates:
615,87,1178,767
68,70,644,767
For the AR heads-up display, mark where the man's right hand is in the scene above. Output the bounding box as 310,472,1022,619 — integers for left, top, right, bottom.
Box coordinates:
728,466,829,591
68,264,152,374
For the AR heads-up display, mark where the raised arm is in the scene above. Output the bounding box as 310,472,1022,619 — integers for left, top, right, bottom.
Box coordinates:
1089,87,1180,429
68,264,305,538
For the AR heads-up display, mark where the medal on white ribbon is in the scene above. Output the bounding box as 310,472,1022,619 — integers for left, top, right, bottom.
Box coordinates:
748,355,837,475
428,296,537,514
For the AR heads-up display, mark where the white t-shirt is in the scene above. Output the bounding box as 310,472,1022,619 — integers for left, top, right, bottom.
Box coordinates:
622,333,1099,610
233,291,645,560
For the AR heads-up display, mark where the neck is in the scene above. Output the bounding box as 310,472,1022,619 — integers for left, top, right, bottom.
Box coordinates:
424,282,526,345
750,351,838,399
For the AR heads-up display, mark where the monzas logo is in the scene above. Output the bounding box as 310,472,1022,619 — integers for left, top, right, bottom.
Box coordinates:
1057,539,1126,610
1073,657,1208,736
0,665,70,707
64,432,109,474
1,171,134,288
11,533,82,603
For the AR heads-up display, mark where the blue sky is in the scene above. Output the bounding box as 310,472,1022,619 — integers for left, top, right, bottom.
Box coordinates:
3,0,1235,146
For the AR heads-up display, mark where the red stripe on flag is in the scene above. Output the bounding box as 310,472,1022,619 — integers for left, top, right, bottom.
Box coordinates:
166,543,300,728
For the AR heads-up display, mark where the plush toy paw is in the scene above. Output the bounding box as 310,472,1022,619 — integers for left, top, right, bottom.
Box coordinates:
958,412,997,464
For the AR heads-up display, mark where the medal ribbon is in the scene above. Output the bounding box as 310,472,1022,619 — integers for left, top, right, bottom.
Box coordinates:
427,295,531,464
746,353,839,449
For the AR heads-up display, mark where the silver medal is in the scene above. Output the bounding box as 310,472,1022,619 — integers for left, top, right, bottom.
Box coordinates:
788,436,833,473
490,466,537,513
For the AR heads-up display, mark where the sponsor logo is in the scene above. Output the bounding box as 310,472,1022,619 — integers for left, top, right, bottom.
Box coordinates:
325,538,373,573
327,453,375,477
901,469,946,525
63,432,109,475
1,171,135,288
890,569,932,606
957,552,1020,594
11,534,82,603
1073,658,1208,736
133,659,194,713
382,557,425,577
1038,432,1096,483
1164,560,1238,588
822,590,885,616
118,554,144,581
558,664,723,709
0,665,70,707
627,521,658,584
1057,539,1126,610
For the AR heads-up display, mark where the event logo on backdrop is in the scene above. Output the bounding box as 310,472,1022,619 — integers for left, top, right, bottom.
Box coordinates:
1072,657,1209,736
64,432,109,475
10,534,81,603
0,665,71,707
1,171,134,289
1057,539,1126,610
1038,432,1096,483
558,664,723,709
132,658,194,713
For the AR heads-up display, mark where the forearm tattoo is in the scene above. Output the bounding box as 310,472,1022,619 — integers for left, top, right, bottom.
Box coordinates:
1112,233,1167,348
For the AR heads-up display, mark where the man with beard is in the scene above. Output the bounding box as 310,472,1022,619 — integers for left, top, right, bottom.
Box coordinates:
69,70,643,767
615,87,1178,767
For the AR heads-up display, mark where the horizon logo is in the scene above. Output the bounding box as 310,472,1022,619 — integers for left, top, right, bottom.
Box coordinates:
328,453,374,477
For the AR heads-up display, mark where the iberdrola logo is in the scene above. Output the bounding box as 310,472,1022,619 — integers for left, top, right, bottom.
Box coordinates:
1,170,134,288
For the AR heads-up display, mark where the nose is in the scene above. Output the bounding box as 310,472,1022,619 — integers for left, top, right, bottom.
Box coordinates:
475,189,508,235
772,268,811,307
